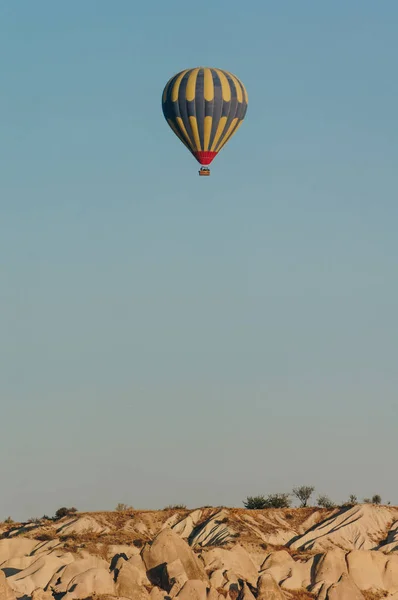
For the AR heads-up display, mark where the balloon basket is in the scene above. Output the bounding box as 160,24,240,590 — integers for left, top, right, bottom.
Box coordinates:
199,167,210,177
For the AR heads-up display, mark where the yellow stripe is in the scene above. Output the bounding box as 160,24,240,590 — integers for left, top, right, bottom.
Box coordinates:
225,71,243,103
186,68,200,102
204,116,212,151
203,68,214,102
189,116,201,151
210,116,228,151
215,118,240,152
214,69,231,102
171,70,189,102
162,76,174,103
175,116,194,150
167,119,191,152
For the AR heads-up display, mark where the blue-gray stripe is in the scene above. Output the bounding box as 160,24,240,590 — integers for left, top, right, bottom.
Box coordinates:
195,69,205,150
208,69,223,150
216,73,238,149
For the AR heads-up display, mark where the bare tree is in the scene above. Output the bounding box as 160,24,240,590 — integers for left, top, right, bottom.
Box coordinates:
293,486,315,507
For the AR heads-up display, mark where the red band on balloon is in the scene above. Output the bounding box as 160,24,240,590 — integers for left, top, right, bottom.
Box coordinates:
194,151,218,165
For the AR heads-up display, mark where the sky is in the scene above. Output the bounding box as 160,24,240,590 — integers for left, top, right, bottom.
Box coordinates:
1,1,397,521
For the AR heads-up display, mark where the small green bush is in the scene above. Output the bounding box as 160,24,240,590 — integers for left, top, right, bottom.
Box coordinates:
265,493,291,508
54,507,78,520
243,494,291,509
317,495,335,509
342,494,358,508
115,503,133,512
243,496,268,509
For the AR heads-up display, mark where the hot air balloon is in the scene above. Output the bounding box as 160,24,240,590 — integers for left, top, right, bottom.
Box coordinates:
162,67,248,176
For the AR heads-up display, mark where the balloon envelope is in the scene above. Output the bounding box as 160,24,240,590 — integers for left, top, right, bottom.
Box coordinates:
162,67,248,166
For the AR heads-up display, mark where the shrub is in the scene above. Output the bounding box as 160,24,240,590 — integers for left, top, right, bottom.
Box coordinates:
163,504,187,510
372,495,382,505
4,517,13,524
293,486,315,508
115,503,133,512
265,493,291,508
364,498,371,504
55,507,78,520
36,531,57,542
342,494,359,508
317,495,335,509
243,494,291,509
243,496,268,509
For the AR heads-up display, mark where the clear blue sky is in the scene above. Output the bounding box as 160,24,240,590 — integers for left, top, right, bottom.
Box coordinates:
1,1,397,521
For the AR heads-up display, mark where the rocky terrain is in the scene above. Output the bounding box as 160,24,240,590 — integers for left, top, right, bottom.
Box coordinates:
1,504,398,599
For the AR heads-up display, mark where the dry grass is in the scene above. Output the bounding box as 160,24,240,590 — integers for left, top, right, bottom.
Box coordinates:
60,530,143,545
363,592,389,600
34,528,58,542
265,544,295,555
58,529,146,560
287,591,316,599
81,596,133,600
32,506,328,559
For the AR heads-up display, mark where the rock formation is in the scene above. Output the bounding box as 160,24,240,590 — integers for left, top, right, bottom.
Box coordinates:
0,504,398,599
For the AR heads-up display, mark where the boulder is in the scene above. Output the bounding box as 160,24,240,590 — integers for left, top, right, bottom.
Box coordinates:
207,587,224,600
384,555,398,593
311,549,348,594
176,580,208,600
260,550,295,584
203,545,258,586
8,554,74,596
150,586,168,600
47,554,109,593
63,567,116,599
165,558,189,596
326,573,365,600
143,528,208,584
346,549,385,591
0,571,16,600
238,582,256,600
0,537,38,563
31,589,54,600
257,573,284,600
116,559,151,600
209,568,226,588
